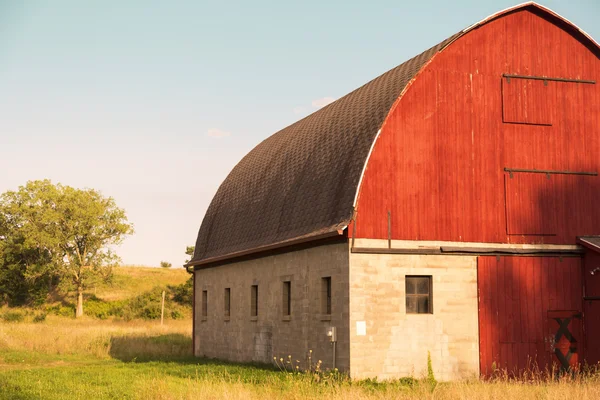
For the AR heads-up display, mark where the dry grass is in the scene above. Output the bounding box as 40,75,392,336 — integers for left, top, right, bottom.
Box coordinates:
0,315,191,361
134,376,600,400
91,265,189,301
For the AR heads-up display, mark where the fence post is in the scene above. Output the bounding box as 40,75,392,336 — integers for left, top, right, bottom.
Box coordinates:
161,290,166,326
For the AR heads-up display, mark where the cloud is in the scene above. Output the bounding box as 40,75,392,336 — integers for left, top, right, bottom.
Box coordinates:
206,128,231,138
311,97,336,108
293,106,306,115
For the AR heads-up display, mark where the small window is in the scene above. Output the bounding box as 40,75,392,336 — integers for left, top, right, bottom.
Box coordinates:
321,277,331,315
224,288,231,317
251,285,258,317
202,290,208,318
282,281,291,316
405,276,432,314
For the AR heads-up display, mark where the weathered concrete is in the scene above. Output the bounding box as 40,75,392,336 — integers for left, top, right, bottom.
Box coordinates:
194,241,350,372
349,247,480,381
194,239,480,381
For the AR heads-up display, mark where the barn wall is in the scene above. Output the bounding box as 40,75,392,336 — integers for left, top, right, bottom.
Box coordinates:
478,256,584,375
349,241,479,381
354,8,600,245
583,250,600,365
193,241,350,372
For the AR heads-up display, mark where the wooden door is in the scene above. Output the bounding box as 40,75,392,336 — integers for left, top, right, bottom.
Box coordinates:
583,251,600,365
547,310,582,372
478,256,583,376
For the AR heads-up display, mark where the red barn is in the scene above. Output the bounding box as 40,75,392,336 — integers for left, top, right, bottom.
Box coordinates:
187,2,600,380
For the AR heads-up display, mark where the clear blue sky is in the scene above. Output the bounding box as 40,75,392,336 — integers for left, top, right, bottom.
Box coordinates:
1,1,598,267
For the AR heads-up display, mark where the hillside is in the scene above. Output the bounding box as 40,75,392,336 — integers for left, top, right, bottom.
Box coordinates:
91,266,190,301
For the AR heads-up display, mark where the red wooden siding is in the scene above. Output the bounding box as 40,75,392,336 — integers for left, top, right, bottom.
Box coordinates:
502,77,553,126
353,9,600,244
504,172,557,235
478,256,583,376
583,250,600,365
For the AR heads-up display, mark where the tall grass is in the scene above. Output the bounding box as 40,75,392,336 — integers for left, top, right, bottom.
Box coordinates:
1,317,600,399
0,315,191,360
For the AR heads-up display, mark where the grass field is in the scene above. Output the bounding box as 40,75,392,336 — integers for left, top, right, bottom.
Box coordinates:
1,317,600,399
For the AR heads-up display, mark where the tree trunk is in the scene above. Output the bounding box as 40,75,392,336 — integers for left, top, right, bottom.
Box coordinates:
76,286,84,318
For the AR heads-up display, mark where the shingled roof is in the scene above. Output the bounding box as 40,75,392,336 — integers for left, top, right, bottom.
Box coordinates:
188,3,600,267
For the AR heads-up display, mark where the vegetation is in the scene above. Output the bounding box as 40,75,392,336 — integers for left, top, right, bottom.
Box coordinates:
0,180,134,317
160,261,172,269
1,317,600,399
35,266,192,321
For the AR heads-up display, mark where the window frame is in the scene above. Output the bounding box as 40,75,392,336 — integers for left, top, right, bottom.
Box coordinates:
282,281,291,317
224,288,231,319
405,275,433,314
250,285,258,318
201,289,208,320
321,277,332,315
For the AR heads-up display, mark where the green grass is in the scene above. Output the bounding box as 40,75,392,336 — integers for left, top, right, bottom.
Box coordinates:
0,352,283,400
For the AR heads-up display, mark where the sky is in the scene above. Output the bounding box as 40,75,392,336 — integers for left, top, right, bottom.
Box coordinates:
0,0,598,267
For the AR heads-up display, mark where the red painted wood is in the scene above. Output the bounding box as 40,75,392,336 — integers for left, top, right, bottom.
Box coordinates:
502,77,554,125
548,310,583,371
478,256,583,376
583,251,600,364
355,9,600,245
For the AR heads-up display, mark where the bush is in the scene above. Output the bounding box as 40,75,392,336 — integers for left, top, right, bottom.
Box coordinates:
2,311,25,322
33,313,47,323
170,277,193,306
160,261,172,269
43,285,189,321
46,304,76,318
84,298,125,320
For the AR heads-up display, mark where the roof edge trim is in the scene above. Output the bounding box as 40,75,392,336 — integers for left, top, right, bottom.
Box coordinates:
353,129,382,207
578,236,600,253
185,228,346,269
459,2,600,51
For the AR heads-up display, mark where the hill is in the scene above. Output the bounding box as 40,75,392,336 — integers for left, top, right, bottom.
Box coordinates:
91,266,190,301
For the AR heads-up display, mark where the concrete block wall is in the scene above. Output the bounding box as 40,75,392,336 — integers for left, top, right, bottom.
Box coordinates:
349,246,480,381
193,241,350,372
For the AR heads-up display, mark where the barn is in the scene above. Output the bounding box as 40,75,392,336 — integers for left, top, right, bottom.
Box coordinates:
186,2,600,380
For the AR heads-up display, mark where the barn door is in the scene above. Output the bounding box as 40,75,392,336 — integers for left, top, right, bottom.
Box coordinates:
478,256,583,377
546,310,582,372
583,249,600,365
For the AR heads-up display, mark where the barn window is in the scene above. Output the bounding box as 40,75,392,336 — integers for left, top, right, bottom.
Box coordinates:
250,285,258,317
405,276,432,314
201,290,208,319
321,277,332,315
282,281,291,317
224,288,230,318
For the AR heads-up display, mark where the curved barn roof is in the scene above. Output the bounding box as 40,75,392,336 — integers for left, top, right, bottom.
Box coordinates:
189,2,600,267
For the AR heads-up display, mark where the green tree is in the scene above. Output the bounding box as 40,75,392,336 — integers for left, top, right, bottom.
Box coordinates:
185,246,194,262
0,180,133,316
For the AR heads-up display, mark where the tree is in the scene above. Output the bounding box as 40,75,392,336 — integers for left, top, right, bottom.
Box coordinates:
0,180,133,316
185,246,195,262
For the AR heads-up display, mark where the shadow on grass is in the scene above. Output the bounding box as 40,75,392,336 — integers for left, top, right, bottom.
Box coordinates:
109,334,194,362
109,334,285,383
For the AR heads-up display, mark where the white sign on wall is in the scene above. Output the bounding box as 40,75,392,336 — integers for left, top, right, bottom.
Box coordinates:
356,320,366,336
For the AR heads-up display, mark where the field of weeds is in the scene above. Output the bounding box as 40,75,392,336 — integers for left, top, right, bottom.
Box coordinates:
1,316,600,399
